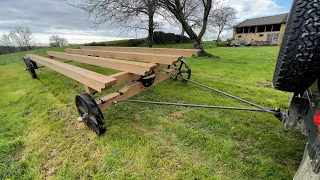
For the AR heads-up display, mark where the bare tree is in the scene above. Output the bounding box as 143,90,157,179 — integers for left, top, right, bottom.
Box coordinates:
160,0,202,43
0,33,15,53
159,0,214,56
10,26,35,51
49,35,68,47
64,0,160,47
209,5,236,41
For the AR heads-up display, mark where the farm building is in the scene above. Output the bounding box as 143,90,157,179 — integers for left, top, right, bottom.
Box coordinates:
233,13,288,45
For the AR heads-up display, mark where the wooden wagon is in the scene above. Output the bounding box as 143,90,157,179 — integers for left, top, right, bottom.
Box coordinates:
23,46,198,135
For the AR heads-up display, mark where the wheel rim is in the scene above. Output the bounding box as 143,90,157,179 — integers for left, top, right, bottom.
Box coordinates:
171,59,191,82
23,57,37,79
75,93,105,135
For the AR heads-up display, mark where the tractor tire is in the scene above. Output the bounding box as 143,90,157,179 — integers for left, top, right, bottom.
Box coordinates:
273,0,320,93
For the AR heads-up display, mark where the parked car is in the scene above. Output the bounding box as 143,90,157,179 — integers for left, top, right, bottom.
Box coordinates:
272,0,320,179
230,40,250,47
230,40,241,46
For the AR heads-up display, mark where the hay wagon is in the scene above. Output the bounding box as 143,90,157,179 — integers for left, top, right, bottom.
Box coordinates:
23,46,285,136
23,46,197,135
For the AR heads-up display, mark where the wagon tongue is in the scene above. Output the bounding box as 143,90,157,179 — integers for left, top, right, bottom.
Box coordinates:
114,74,285,121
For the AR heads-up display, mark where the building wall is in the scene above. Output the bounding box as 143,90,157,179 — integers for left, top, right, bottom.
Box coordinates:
277,23,287,45
233,23,286,45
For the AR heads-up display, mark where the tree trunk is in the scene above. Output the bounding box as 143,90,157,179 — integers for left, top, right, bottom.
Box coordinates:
180,26,185,43
7,46,14,53
216,31,221,42
148,14,154,48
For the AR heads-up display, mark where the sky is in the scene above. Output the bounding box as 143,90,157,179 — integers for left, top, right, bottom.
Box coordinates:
0,0,293,45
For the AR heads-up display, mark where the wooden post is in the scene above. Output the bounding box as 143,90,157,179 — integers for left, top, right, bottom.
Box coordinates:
84,86,97,95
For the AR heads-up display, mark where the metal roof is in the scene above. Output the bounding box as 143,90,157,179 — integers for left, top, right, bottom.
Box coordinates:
234,13,289,28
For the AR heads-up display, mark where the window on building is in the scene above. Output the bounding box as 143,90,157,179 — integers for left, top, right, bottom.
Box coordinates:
272,24,281,31
238,35,242,38
249,27,255,33
259,34,264,37
265,25,272,32
243,27,249,34
235,27,243,34
257,26,265,33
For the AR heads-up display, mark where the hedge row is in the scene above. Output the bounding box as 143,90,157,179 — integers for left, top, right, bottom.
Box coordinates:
85,31,192,47
153,31,191,45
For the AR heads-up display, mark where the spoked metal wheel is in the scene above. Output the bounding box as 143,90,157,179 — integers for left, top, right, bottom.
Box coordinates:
75,93,106,136
171,59,191,82
23,56,37,79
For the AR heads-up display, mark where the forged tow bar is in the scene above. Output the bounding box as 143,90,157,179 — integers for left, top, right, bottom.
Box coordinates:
113,73,285,121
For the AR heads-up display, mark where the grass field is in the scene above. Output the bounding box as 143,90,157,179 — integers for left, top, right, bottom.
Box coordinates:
0,45,305,179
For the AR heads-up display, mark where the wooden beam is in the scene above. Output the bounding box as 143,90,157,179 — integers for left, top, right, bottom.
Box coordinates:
27,54,117,92
110,72,141,84
97,68,178,111
65,48,182,65
47,51,157,76
84,86,97,95
80,46,199,57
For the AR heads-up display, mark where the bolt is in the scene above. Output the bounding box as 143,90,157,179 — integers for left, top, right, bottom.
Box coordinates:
78,113,88,122
77,117,83,122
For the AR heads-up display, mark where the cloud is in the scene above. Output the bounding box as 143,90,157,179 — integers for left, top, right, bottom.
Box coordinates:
0,0,291,43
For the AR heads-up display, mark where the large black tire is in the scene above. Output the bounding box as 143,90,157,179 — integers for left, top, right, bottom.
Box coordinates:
273,0,320,93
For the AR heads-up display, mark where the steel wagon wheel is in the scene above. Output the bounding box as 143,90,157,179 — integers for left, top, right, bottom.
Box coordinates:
75,93,106,136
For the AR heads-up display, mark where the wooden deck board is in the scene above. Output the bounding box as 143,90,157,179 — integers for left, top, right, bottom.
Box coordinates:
27,54,117,92
47,51,157,76
65,48,181,65
80,46,199,57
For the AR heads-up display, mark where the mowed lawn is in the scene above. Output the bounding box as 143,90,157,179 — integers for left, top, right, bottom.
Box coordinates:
0,45,305,179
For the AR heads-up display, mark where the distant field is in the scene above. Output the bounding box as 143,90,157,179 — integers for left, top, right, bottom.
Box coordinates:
0,45,305,179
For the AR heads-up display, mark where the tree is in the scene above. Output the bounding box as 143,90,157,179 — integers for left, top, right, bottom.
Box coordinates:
209,5,236,41
9,26,35,51
159,0,214,56
0,33,15,53
65,0,160,47
160,0,202,43
49,35,68,47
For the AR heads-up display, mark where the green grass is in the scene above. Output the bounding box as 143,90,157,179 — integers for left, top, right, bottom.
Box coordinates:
0,45,305,179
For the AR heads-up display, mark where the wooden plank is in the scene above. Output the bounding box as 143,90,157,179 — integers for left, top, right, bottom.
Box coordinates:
98,68,178,110
65,48,182,65
47,51,157,76
110,72,141,84
84,86,97,95
80,46,199,57
27,54,117,92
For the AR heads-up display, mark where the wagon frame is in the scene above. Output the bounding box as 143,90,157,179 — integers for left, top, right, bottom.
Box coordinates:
24,46,286,136
24,46,197,135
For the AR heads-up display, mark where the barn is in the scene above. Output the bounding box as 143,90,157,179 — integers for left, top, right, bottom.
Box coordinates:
233,13,288,45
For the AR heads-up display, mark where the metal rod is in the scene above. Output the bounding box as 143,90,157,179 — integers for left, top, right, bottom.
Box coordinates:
173,73,267,110
114,100,279,114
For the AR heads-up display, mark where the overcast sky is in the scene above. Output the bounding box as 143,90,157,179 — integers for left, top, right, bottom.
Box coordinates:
0,0,292,44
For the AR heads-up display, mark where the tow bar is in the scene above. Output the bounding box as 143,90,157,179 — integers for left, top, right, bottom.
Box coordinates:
113,73,287,122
